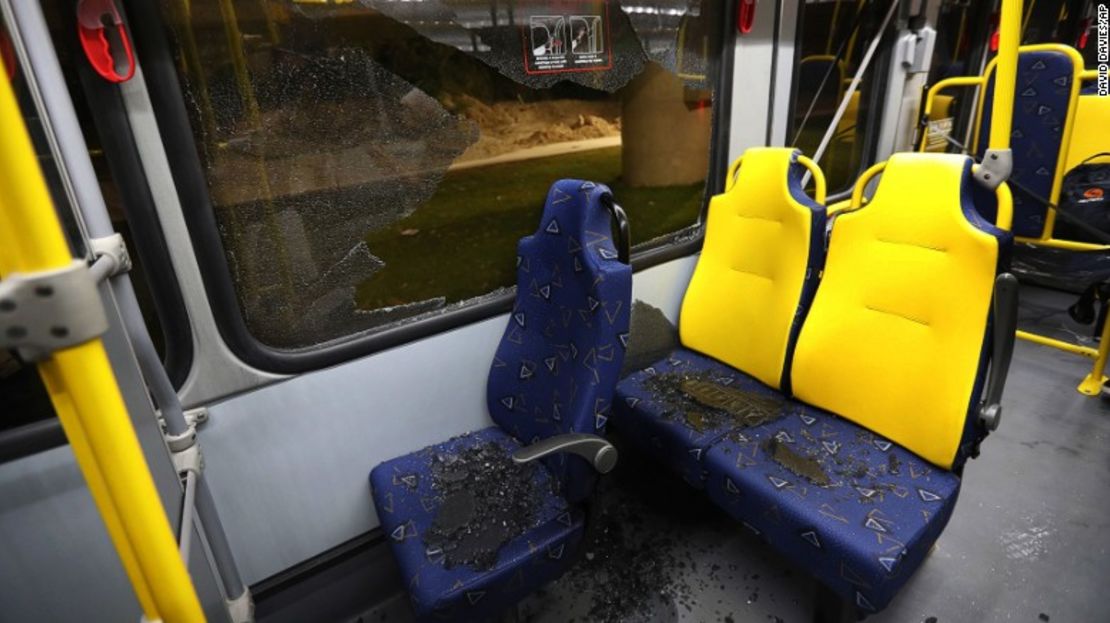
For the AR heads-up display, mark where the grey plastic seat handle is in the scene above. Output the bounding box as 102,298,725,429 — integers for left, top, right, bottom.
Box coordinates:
980,273,1020,431
511,433,619,474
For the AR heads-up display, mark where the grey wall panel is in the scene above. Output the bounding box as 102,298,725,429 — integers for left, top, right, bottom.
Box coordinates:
0,448,231,623
200,256,697,584
0,447,140,623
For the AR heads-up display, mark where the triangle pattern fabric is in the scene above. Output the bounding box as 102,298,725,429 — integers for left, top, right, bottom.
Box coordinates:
864,516,888,533
917,487,942,502
800,530,822,549
545,219,561,234
548,544,565,560
595,412,608,430
390,525,405,541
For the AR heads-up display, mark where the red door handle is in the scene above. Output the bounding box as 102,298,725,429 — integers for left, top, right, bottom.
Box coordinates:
738,0,756,35
1,26,16,81
77,0,135,83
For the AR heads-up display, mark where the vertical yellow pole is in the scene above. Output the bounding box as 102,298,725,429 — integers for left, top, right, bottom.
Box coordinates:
0,64,205,622
1078,317,1110,395
989,0,1022,151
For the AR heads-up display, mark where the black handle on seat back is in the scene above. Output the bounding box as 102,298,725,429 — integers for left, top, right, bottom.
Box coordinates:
601,193,631,264
980,273,1019,432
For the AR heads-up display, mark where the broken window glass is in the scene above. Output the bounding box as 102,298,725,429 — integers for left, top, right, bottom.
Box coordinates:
161,0,726,349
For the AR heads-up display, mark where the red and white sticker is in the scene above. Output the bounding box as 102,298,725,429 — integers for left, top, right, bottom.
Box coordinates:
523,2,612,75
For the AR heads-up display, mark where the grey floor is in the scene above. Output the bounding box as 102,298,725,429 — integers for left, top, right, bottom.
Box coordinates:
341,286,1110,623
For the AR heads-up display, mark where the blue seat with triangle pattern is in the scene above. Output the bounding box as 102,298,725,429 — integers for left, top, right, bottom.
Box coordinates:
369,179,631,622
963,45,1081,237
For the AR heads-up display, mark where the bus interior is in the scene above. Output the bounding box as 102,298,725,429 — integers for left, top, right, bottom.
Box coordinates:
1,1,1109,622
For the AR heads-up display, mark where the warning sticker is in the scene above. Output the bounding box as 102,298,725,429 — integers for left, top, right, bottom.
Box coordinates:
925,117,954,152
523,3,612,75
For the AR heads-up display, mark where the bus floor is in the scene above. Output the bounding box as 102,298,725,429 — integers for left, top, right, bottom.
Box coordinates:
285,285,1110,623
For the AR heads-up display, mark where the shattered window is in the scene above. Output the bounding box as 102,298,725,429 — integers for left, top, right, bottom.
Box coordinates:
160,0,725,349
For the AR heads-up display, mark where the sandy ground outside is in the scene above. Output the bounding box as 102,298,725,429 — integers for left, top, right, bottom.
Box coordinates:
447,95,622,163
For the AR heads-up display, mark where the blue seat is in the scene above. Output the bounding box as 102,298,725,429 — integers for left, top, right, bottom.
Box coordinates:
369,179,632,622
976,46,1079,237
702,402,961,613
369,429,585,620
615,348,791,488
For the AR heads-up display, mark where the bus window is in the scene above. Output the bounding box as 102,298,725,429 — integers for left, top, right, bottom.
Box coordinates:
159,1,726,350
788,0,889,194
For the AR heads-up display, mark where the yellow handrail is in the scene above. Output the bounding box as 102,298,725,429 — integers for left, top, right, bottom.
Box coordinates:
850,161,886,210
724,153,826,205
796,155,827,204
849,159,1014,231
0,65,206,622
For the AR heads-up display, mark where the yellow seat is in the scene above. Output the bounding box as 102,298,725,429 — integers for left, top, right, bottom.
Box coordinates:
680,147,827,391
791,152,1012,469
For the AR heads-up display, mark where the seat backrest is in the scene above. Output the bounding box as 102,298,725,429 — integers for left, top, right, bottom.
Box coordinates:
975,44,1082,237
791,153,1011,470
1064,89,1110,171
487,179,632,504
679,147,826,393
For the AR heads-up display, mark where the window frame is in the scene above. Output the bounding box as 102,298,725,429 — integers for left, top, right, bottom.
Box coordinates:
124,0,737,375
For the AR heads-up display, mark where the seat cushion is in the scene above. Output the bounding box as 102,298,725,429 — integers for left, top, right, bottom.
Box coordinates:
612,348,792,488
369,428,584,622
702,405,961,613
